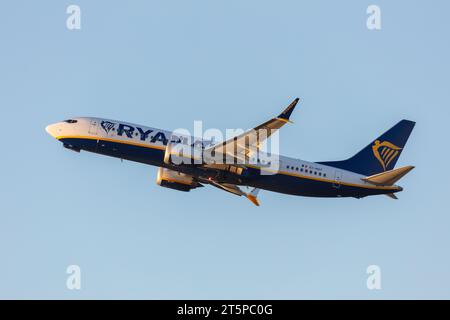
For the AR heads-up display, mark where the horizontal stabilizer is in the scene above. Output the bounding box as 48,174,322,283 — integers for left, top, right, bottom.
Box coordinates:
362,165,414,186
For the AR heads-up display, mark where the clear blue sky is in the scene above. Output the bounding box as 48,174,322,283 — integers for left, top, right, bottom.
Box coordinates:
1,0,449,299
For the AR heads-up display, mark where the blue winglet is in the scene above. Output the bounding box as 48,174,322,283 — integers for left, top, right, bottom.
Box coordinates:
277,98,299,121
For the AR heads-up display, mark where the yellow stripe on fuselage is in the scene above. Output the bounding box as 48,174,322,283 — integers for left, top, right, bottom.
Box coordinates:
57,135,400,192
246,164,399,191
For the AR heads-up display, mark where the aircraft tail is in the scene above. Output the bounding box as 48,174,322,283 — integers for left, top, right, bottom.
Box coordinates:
319,120,415,176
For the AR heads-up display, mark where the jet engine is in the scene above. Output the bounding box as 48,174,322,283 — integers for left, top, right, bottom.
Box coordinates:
156,167,202,192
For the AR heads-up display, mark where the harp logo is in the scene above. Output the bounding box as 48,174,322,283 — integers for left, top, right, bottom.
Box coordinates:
101,121,115,134
372,140,402,171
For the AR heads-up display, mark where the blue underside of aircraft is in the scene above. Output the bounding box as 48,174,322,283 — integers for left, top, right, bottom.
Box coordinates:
60,137,394,199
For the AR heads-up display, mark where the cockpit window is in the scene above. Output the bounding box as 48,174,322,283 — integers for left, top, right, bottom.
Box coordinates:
64,119,78,124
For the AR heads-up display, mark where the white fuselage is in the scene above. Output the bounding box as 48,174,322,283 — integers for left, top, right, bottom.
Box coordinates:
46,117,402,198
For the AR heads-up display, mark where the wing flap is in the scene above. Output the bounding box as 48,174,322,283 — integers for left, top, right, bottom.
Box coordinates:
206,179,261,206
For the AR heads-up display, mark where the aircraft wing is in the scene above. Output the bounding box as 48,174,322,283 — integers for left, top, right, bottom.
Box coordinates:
203,98,299,163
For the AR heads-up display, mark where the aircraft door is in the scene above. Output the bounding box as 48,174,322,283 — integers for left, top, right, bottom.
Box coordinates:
88,119,98,135
333,170,342,189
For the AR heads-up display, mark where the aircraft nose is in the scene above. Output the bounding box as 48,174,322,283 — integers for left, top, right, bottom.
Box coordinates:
45,123,60,138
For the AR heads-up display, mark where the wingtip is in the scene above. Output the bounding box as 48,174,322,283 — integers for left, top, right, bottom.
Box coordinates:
278,98,300,121
291,97,300,107
246,194,260,206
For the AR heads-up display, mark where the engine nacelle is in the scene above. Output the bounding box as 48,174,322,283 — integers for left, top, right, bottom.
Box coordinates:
156,167,200,192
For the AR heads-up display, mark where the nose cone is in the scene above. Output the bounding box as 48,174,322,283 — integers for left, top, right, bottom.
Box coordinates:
45,123,60,138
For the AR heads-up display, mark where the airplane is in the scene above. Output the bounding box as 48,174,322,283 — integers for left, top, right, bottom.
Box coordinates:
45,98,415,206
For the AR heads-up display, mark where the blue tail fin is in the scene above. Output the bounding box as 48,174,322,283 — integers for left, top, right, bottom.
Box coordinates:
319,120,416,176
